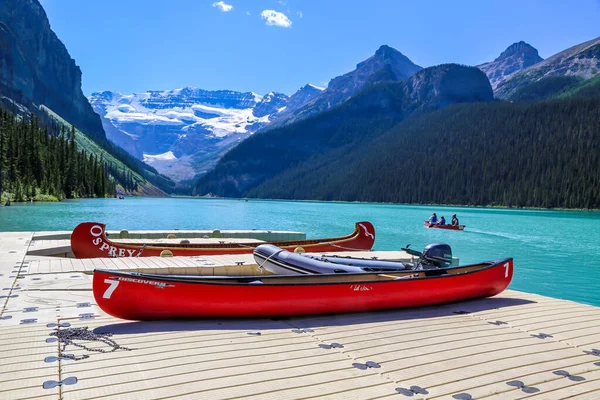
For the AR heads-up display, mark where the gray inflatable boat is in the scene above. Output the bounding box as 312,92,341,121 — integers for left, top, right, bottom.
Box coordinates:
252,244,409,275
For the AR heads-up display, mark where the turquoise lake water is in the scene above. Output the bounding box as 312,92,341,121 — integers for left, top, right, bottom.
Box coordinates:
1,197,599,306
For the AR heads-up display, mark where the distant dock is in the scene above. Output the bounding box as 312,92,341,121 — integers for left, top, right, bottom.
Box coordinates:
1,230,600,399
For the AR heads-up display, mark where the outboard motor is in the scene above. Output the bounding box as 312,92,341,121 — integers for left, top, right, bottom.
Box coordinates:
422,243,453,268
402,243,453,269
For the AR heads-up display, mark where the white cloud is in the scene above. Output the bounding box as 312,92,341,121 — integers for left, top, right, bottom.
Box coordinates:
297,10,303,18
260,10,292,28
246,11,251,16
212,1,233,12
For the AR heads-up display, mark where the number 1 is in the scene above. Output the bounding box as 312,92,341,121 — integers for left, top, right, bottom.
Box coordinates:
504,262,510,278
103,279,120,299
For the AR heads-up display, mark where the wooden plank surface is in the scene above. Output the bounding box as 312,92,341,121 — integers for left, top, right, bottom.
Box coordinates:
1,232,599,399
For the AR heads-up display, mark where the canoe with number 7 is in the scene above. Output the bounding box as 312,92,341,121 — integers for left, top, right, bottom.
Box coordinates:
92,257,514,320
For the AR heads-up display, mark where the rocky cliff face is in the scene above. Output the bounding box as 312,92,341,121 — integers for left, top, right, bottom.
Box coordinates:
0,0,105,143
478,41,543,90
274,45,423,126
495,36,600,99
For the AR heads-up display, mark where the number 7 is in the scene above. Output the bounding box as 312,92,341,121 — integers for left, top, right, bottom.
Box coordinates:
103,279,120,299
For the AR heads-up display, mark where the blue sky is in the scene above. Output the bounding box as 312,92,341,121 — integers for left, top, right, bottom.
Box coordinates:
40,0,600,96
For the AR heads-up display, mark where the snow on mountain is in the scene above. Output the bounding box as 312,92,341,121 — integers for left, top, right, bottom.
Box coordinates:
143,151,177,162
307,83,325,91
90,86,319,181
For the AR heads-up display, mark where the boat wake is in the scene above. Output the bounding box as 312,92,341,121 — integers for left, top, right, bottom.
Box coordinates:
464,229,542,243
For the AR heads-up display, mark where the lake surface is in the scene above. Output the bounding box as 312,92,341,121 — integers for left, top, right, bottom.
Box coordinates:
1,197,599,306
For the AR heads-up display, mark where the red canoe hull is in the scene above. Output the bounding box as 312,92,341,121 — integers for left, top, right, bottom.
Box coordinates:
424,221,465,230
71,221,375,258
93,258,513,320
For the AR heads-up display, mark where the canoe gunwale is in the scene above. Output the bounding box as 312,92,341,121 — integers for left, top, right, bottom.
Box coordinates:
109,223,363,250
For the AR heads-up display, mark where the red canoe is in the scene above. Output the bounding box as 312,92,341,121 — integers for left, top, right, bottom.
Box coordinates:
71,221,375,258
424,221,465,230
92,258,513,320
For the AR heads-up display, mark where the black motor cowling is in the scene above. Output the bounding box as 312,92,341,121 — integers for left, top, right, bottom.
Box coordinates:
422,243,452,268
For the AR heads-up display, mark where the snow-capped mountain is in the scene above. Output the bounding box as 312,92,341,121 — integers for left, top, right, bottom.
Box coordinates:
89,86,322,181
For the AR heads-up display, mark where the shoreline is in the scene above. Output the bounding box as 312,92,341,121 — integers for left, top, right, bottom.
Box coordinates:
5,194,599,212
172,194,600,213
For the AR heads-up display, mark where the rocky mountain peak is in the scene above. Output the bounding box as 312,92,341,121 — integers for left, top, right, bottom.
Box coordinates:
495,36,600,99
495,41,542,62
478,41,544,90
271,45,423,127
356,45,420,76
374,44,397,58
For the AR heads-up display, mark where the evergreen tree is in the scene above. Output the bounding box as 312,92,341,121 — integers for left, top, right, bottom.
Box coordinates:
0,108,116,201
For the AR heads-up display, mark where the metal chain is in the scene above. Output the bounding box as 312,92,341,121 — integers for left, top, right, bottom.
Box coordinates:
50,327,135,361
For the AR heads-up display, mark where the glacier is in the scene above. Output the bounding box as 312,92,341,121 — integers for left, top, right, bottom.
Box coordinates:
90,85,323,181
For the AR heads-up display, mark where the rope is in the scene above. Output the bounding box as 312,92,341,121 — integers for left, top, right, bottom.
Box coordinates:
256,249,285,272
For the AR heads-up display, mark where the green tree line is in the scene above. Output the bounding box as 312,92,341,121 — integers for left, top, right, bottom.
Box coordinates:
0,108,116,201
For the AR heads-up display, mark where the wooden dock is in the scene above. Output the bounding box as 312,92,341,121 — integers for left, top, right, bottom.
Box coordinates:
1,231,600,399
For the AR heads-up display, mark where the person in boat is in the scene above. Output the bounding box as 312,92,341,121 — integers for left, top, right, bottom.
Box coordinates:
428,213,438,224
438,216,446,226
451,214,459,226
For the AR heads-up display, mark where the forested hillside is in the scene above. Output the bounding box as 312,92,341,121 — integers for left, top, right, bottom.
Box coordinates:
0,108,116,202
40,107,176,196
250,97,600,209
508,74,600,102
195,64,493,197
